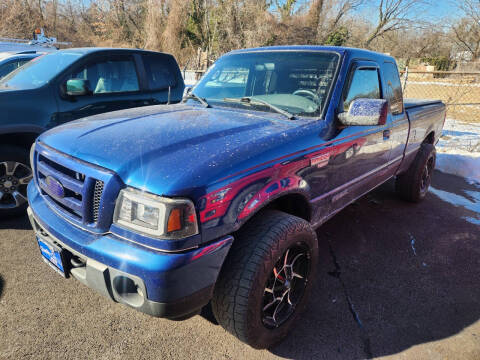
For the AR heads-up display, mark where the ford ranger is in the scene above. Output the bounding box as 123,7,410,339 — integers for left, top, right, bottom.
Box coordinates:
27,46,445,348
0,48,184,216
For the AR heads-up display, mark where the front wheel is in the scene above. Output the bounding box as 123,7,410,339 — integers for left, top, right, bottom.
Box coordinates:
0,146,32,217
211,211,318,349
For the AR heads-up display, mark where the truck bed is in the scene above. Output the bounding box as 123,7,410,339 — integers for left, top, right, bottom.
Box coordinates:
404,98,443,109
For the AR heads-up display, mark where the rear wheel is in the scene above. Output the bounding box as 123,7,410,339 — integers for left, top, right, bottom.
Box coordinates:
396,143,436,203
211,210,318,349
0,146,32,217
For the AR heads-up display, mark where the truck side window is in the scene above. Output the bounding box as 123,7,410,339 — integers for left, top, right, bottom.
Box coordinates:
343,68,380,112
143,54,178,90
69,58,139,94
383,62,404,114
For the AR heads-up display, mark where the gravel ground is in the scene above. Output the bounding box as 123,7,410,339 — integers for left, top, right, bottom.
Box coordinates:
0,171,479,360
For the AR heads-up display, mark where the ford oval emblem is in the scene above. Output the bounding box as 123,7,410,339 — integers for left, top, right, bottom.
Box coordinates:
45,176,65,198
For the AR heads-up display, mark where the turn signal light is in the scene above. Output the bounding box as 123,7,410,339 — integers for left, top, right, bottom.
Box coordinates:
167,208,182,232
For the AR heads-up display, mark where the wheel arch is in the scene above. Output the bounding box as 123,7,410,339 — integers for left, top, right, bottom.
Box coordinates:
236,190,313,229
263,192,312,222
423,130,435,145
0,132,40,150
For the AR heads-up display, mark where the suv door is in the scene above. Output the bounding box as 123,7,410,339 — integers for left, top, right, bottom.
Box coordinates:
53,53,151,126
307,61,393,223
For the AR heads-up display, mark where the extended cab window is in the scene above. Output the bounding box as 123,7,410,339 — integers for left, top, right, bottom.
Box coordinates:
383,62,404,114
143,54,178,90
343,68,381,111
69,57,139,94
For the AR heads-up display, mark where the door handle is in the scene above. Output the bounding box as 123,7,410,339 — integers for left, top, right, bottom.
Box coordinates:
383,129,391,140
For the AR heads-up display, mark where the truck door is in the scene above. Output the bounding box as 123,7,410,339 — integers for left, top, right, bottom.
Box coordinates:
52,53,151,128
307,61,393,224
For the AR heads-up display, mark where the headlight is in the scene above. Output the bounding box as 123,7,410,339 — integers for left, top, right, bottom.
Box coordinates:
113,187,198,239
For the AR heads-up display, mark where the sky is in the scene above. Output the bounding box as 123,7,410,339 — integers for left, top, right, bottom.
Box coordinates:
291,0,464,22
362,0,463,22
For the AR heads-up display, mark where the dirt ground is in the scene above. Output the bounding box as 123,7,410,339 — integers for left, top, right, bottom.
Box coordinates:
0,170,479,360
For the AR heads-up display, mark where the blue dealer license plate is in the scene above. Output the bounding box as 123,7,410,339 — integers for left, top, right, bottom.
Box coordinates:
37,237,66,277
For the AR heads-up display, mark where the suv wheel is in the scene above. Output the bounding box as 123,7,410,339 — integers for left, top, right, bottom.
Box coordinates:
211,210,318,349
0,146,32,217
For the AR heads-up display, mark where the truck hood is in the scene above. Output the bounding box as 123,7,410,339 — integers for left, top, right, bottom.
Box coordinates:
39,104,316,196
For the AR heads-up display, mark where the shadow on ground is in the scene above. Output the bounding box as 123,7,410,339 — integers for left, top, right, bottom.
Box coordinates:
268,172,480,359
0,214,31,230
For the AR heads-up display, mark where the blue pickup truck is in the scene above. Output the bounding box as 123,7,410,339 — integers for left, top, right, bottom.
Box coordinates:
27,46,445,348
0,48,184,216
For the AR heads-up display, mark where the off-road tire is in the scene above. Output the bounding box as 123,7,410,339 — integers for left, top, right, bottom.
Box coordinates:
0,146,31,218
211,210,318,349
395,143,436,203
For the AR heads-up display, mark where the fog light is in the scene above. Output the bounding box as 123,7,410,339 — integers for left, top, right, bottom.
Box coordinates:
112,275,145,307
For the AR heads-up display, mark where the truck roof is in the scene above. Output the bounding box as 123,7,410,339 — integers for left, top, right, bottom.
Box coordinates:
228,45,396,64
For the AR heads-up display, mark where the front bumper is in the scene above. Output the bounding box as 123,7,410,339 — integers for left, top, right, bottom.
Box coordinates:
28,183,233,319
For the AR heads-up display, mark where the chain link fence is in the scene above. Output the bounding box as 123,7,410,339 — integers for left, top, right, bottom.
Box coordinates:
400,70,480,123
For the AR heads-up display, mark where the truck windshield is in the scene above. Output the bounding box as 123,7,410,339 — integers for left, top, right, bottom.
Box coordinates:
192,51,339,118
0,51,83,90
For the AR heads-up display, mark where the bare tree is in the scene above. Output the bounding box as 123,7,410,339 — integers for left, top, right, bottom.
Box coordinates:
450,0,480,61
364,0,428,48
307,0,363,43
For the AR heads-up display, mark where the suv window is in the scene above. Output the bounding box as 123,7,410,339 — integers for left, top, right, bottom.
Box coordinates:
343,68,381,112
69,57,139,94
142,54,178,90
383,62,404,114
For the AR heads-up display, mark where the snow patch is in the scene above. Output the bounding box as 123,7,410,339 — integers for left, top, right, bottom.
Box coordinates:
436,151,480,183
429,186,480,225
435,118,480,182
409,233,417,256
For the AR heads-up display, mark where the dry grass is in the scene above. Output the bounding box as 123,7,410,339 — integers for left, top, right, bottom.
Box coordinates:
402,74,480,122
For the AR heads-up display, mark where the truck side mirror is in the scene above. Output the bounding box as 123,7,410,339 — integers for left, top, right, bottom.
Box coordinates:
338,98,388,126
66,79,91,96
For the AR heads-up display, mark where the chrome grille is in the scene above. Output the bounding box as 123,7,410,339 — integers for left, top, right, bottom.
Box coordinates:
92,180,104,222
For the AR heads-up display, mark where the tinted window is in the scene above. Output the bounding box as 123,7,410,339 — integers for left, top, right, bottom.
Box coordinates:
193,51,339,117
383,62,403,114
143,54,178,90
343,68,381,111
0,61,18,78
69,58,139,94
0,51,82,90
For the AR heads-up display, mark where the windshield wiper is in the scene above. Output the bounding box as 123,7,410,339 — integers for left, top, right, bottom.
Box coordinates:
223,96,295,120
183,92,209,108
